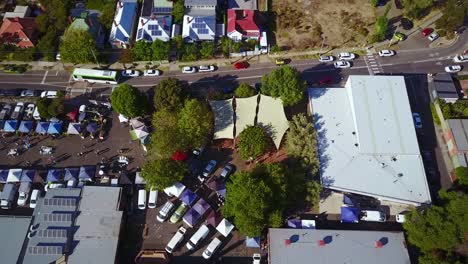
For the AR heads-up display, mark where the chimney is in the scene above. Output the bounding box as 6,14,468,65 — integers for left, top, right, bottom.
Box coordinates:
118,1,123,8
113,20,118,27
186,16,190,24
140,18,144,26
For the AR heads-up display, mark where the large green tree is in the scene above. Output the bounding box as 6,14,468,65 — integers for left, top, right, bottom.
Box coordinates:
235,83,257,98
152,39,171,61
59,29,98,64
172,0,185,24
435,0,467,36
36,97,65,119
200,42,215,59
141,158,187,190
178,99,213,149
455,167,468,187
154,78,187,111
110,84,150,118
132,41,152,61
261,66,305,106
237,125,269,160
150,109,187,158
286,113,320,175
36,29,58,61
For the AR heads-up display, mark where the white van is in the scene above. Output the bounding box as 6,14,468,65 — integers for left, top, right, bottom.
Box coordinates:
360,210,386,222
138,189,147,210
166,226,187,254
32,106,41,121
202,237,222,259
186,225,210,251
29,189,40,209
148,189,158,209
157,200,176,222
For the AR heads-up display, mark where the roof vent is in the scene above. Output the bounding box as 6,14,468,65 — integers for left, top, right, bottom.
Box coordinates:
27,231,36,238
354,143,358,147
381,163,387,168
392,157,397,162
398,173,403,177
352,131,356,135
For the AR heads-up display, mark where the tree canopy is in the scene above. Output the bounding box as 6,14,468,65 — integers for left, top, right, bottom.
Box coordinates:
235,83,257,98
455,167,468,187
200,42,215,59
154,78,186,111
110,84,150,118
178,99,213,149
237,125,269,160
132,40,152,61
373,15,389,42
435,0,467,37
261,66,305,106
141,158,187,190
152,39,171,61
286,113,320,175
59,29,98,64
36,97,65,119
150,109,187,159
172,0,185,24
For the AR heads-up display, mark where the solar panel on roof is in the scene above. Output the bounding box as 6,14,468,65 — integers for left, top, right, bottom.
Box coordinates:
193,23,205,29
198,28,209,34
27,246,63,255
152,30,162,36
194,17,204,23
36,229,68,238
148,24,159,30
43,213,73,222
43,198,77,207
153,7,172,13
137,28,143,39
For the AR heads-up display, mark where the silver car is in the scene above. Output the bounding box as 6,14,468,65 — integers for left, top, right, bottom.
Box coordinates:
203,160,217,177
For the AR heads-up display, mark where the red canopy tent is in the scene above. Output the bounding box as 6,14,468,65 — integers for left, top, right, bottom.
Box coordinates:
172,151,188,161
67,109,79,122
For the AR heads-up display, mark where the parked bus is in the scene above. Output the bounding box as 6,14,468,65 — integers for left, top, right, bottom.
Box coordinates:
72,68,119,84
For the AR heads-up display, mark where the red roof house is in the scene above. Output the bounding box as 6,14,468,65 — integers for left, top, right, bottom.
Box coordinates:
227,9,260,41
0,17,38,48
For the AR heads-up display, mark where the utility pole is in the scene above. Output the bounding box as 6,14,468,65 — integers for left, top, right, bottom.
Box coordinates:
320,35,326,55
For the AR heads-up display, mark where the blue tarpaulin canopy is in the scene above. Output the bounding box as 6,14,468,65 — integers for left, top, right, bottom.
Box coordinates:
245,237,260,248
18,120,34,133
341,206,359,223
182,209,201,227
0,169,7,183
47,169,63,182
67,123,81,135
3,120,18,132
64,167,80,181
180,189,198,206
287,219,302,228
192,198,210,215
343,194,355,206
35,122,50,134
86,122,97,133
79,166,95,181
20,170,35,182
47,122,62,134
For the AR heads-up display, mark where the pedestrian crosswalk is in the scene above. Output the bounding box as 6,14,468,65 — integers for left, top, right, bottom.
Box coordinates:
364,52,384,75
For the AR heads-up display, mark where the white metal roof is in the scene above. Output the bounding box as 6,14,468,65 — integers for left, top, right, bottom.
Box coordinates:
257,95,289,149
209,99,234,139
235,96,257,137
309,75,431,206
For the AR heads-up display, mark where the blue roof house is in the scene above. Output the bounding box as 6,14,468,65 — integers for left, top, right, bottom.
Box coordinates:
182,0,217,42
109,0,138,48
135,0,173,42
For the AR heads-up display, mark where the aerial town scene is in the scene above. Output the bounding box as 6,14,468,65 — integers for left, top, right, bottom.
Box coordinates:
0,0,466,263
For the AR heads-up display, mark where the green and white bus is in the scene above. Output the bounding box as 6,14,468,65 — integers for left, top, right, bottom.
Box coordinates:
72,68,119,84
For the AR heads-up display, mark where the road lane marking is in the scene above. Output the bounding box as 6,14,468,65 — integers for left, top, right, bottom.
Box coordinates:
41,71,49,84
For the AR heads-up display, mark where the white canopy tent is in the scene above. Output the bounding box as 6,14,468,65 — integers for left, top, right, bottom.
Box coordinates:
235,96,258,137
7,168,22,182
209,99,235,139
257,95,290,149
216,218,235,237
164,182,186,198
118,114,129,123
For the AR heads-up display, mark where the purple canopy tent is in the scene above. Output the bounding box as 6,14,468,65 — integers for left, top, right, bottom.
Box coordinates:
0,169,8,183
180,189,198,206
245,237,261,248
206,210,221,227
182,209,201,228
193,198,210,215
341,206,359,223
287,219,302,228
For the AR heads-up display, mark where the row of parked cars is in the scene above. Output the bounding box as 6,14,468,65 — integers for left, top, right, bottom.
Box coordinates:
0,183,40,209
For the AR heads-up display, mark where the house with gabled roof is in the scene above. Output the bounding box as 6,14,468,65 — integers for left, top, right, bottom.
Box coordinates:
0,17,38,48
136,0,173,42
182,0,217,42
227,9,260,42
68,10,105,47
109,0,138,48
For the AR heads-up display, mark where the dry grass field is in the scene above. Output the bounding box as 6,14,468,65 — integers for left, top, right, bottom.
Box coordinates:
273,0,376,50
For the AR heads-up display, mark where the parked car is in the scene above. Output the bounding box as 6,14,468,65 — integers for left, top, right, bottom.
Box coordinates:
202,160,217,177
148,189,158,209
202,237,222,259
186,224,210,251
253,253,261,264
193,145,206,157
198,65,215,72
400,18,413,30
29,189,40,208
453,55,468,63
393,32,405,41
24,103,35,117
338,52,355,60
32,106,41,121
17,181,32,206
319,55,335,62
122,69,141,77
396,212,408,223
360,210,386,222
157,200,176,222
428,32,439,42
0,89,20,97
378,49,395,57
10,102,24,120
0,104,13,120
165,226,187,254
234,61,249,69
421,28,433,37
170,203,189,223
220,164,235,178
138,189,147,210
182,66,197,73
412,113,422,128
40,90,58,98
0,183,18,209
445,65,462,73
143,69,161,76
334,61,351,68
275,58,286,65
20,89,37,97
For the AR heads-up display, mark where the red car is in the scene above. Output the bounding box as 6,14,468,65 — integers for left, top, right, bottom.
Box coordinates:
421,28,433,37
319,76,332,85
234,61,249,69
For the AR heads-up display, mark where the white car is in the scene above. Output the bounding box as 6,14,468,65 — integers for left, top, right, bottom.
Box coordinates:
334,61,351,68
338,52,356,60
122,70,141,77
453,55,468,63
202,160,217,177
445,65,462,73
253,253,261,264
40,90,58,98
412,113,422,129
24,103,35,117
202,237,222,259
20,89,37,97
182,66,197,73
143,69,161,76
198,65,215,72
166,226,187,254
319,55,334,62
378,49,395,57
428,32,439,42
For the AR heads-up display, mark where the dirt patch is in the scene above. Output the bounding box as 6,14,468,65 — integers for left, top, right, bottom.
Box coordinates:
273,0,376,50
